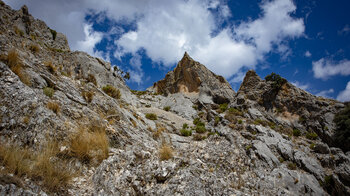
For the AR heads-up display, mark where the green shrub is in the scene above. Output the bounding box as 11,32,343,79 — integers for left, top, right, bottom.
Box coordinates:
218,103,228,113
227,107,243,116
310,143,316,149
193,118,201,126
145,113,157,120
43,87,54,98
292,129,301,137
102,85,121,99
195,125,206,133
182,123,188,129
333,103,350,152
214,116,220,126
287,162,297,170
238,119,243,124
163,106,171,111
306,132,318,140
192,105,198,110
180,129,192,137
279,157,284,163
265,72,287,90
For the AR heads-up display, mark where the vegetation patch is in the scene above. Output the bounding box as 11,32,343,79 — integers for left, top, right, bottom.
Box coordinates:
81,90,94,103
2,49,31,86
292,129,301,137
47,101,60,114
87,74,97,86
145,113,157,120
0,142,73,193
163,106,171,111
193,134,206,141
29,43,39,53
102,85,121,99
131,90,147,96
180,128,192,137
159,144,173,161
287,162,297,170
265,72,287,91
43,87,55,98
218,103,228,113
69,124,109,164
306,131,318,140
44,61,56,74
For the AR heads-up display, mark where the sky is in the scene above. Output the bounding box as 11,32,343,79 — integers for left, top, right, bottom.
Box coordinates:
5,0,350,102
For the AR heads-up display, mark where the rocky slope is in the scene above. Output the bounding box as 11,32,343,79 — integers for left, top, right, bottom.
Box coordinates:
0,2,349,196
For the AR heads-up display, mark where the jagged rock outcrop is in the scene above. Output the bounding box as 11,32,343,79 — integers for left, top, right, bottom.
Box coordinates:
0,1,349,195
150,52,235,104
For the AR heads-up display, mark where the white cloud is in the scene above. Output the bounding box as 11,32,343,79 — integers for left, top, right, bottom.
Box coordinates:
338,24,350,35
291,81,309,90
316,89,334,98
305,51,311,57
76,24,103,58
312,58,350,80
5,0,305,85
337,81,350,102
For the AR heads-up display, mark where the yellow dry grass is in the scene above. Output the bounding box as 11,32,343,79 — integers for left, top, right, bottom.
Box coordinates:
159,144,173,161
69,124,109,164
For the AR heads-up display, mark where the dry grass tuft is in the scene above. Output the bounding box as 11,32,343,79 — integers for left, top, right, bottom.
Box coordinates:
44,61,56,74
6,49,31,86
29,44,40,53
159,144,173,161
0,142,73,192
102,85,121,99
47,101,60,114
87,74,97,86
69,124,109,164
81,90,94,103
153,126,165,139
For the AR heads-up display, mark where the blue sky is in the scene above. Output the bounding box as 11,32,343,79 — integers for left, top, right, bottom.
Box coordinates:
5,0,350,101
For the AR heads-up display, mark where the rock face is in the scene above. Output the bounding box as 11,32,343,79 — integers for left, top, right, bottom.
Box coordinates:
150,52,235,104
0,1,349,196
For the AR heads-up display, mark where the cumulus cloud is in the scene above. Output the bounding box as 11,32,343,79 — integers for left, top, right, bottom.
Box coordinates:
305,51,311,57
5,0,305,84
312,58,350,80
316,89,334,98
76,24,103,58
337,81,350,102
291,81,309,90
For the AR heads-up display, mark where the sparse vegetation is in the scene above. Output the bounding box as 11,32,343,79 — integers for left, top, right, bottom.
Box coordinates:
195,124,207,133
310,143,316,149
306,131,318,140
29,43,39,53
82,90,94,103
47,101,60,114
3,49,31,86
14,27,24,36
102,85,121,99
43,87,55,98
292,129,301,137
159,144,173,161
193,134,206,141
287,162,297,170
265,72,287,91
44,61,56,74
87,74,97,86
69,124,109,164
163,106,171,111
153,126,165,139
131,90,147,96
214,116,220,126
0,142,74,192
180,128,192,136
279,157,284,163
145,113,157,120
218,103,228,113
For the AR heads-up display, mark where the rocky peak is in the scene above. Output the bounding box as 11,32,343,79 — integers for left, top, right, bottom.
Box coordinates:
151,52,235,103
238,70,262,93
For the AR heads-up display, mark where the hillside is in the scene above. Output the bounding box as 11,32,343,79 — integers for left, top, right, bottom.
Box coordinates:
0,2,349,195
